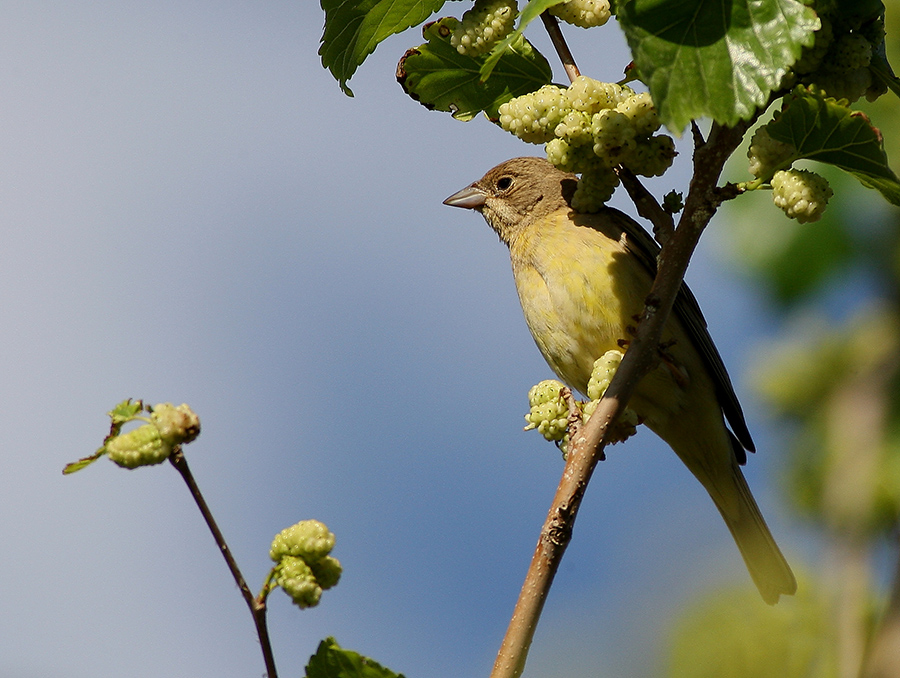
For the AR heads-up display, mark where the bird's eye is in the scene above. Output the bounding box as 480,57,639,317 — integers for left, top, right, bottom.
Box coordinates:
496,176,513,191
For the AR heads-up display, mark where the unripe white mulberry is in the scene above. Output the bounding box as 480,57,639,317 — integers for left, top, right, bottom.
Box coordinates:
565,76,628,113
592,109,638,165
626,135,677,177
571,166,619,213
771,169,833,223
270,520,336,563
831,33,873,70
151,403,200,445
615,91,660,136
554,110,594,146
498,84,567,143
524,380,568,441
275,556,323,608
814,64,872,103
587,350,624,400
269,520,341,608
545,137,598,174
793,17,834,75
308,555,343,590
747,126,796,179
106,424,173,469
451,0,518,56
549,0,612,28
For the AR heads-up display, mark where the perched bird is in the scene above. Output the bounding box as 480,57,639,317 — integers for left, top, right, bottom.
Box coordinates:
443,157,796,604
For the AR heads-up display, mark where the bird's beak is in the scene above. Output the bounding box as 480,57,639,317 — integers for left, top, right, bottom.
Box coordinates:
443,185,486,210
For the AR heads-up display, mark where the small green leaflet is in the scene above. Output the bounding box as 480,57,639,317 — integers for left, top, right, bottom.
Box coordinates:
320,0,448,96
62,399,146,474
305,637,404,678
108,398,146,424
397,17,552,121
63,450,104,474
618,0,819,132
767,86,900,205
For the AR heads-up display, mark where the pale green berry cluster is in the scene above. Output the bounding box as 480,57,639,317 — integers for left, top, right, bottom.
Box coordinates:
584,352,639,445
524,379,568,442
526,352,640,459
548,0,611,28
151,403,201,445
105,403,200,469
587,350,624,400
747,120,833,223
498,84,568,143
450,0,518,57
792,14,887,103
747,126,797,180
270,520,342,609
771,168,834,224
105,424,170,469
270,519,336,561
499,76,676,212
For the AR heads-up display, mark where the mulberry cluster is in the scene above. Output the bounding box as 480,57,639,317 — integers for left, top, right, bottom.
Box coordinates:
747,109,833,223
771,169,833,224
105,403,200,469
524,351,639,459
792,13,887,103
270,520,342,609
498,76,676,211
524,379,568,442
747,126,797,180
548,0,612,29
450,0,518,56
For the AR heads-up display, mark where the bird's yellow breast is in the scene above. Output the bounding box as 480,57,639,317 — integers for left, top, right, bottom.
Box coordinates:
508,209,651,394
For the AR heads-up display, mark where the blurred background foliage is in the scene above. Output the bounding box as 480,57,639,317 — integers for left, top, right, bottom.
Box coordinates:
661,3,900,676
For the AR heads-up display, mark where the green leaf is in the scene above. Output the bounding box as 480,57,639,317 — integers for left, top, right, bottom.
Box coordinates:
479,0,563,80
618,0,819,132
320,0,447,96
108,398,145,425
397,17,553,121
767,86,900,205
63,399,146,474
62,449,105,475
305,637,404,678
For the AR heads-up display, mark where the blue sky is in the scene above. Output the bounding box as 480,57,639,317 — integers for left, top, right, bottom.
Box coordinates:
1,3,805,677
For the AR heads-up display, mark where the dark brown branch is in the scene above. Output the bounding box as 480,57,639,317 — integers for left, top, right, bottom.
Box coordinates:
169,449,279,678
690,121,705,148
616,166,676,246
540,12,580,82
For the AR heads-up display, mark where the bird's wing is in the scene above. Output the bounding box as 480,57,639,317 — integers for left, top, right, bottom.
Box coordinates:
604,207,755,460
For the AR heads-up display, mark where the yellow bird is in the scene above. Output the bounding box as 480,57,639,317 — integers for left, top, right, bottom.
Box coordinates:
444,156,796,604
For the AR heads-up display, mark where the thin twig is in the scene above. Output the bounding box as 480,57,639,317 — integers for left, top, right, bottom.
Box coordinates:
616,166,676,246
169,449,279,678
690,121,705,148
540,12,580,82
489,121,748,678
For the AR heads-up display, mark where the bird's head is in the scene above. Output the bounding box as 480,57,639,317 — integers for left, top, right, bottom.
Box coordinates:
443,157,576,244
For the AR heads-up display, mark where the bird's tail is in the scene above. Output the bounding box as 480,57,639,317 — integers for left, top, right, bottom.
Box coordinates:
658,411,797,604
696,448,797,605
